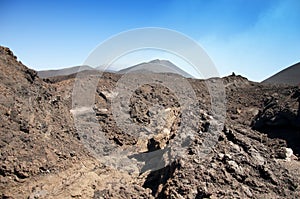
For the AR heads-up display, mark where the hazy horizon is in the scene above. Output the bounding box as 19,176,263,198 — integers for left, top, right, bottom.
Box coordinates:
1,0,299,81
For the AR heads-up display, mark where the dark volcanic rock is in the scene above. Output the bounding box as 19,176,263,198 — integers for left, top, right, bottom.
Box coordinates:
0,46,91,195
252,88,300,156
1,46,299,198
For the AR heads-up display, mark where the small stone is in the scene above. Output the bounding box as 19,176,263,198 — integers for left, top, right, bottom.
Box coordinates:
224,154,232,160
70,151,76,157
227,160,244,176
285,148,294,161
193,158,201,164
217,153,224,160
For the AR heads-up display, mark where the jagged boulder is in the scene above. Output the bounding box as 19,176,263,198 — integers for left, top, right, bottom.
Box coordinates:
251,88,300,156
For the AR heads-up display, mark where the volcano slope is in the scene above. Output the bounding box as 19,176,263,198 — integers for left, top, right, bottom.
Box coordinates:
0,46,299,198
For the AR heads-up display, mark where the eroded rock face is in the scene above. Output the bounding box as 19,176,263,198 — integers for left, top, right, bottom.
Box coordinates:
1,46,300,198
252,88,300,156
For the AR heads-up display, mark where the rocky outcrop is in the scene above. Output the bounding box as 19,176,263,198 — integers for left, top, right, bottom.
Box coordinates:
0,47,90,196
252,88,300,156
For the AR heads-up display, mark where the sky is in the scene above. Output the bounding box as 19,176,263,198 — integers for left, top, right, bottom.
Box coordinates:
0,0,299,81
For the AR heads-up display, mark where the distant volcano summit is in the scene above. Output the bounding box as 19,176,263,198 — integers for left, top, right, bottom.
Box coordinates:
38,59,194,79
37,65,94,78
117,59,194,78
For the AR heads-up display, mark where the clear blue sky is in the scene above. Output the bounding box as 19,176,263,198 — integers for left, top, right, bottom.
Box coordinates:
1,0,299,81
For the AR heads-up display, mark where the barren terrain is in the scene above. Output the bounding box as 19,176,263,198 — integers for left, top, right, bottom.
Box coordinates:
0,46,299,198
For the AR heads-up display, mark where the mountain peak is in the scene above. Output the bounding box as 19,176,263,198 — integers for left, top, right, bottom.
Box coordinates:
117,59,193,78
262,62,300,86
148,59,173,65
